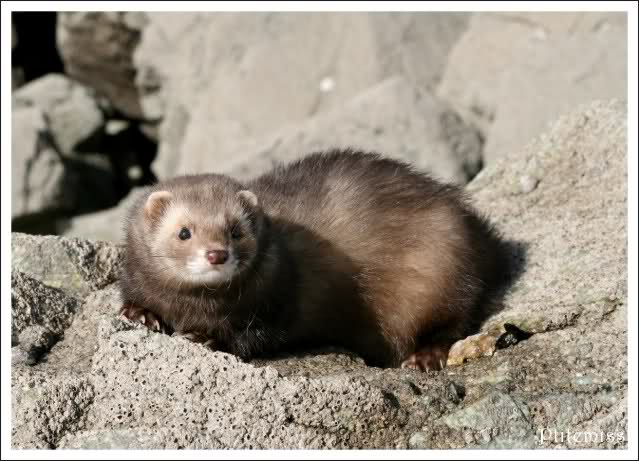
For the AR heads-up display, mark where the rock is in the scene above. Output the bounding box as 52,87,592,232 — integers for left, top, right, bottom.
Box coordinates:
10,100,628,449
132,13,470,178
12,347,30,366
58,428,171,449
468,99,627,335
11,233,124,298
446,323,534,367
10,105,64,220
518,174,539,194
56,12,148,119
13,74,104,155
11,75,118,228
11,271,79,343
181,77,482,185
441,391,536,448
67,319,413,449
447,332,498,366
408,431,430,449
11,368,94,449
370,12,470,90
438,12,627,164
17,325,59,366
45,286,123,374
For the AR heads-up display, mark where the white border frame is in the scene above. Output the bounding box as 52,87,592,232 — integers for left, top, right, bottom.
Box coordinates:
1,2,637,460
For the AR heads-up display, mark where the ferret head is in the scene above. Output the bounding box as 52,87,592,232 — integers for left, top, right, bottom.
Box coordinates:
140,176,264,288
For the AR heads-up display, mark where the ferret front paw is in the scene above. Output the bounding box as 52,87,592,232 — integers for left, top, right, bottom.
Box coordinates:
401,344,451,372
173,330,216,349
119,303,166,333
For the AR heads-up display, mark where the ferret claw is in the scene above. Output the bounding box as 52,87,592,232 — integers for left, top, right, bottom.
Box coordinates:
175,331,216,349
400,359,422,371
180,332,199,342
120,303,166,333
401,344,451,372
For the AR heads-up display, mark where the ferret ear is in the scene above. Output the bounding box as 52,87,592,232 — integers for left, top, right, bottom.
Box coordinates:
237,190,259,208
144,190,173,222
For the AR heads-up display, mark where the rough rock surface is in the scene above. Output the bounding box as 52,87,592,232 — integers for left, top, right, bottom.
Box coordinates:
11,272,79,342
11,105,64,220
437,12,627,164
468,99,627,335
132,12,470,179
11,101,627,449
11,233,124,298
57,12,148,119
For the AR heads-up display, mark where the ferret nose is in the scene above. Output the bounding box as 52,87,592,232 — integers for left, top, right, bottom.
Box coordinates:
207,249,229,265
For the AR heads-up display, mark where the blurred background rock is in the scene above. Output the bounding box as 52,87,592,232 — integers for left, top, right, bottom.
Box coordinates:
11,11,627,241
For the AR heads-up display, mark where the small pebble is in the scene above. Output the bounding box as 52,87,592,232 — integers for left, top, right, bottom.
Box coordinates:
519,175,539,194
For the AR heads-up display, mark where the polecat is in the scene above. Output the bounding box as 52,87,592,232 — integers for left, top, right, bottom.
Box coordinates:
120,149,510,371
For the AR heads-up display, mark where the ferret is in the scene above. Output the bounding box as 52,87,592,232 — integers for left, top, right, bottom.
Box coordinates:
120,149,510,371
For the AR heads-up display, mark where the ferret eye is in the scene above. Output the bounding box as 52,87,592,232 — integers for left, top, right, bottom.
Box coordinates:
231,224,243,240
178,227,191,240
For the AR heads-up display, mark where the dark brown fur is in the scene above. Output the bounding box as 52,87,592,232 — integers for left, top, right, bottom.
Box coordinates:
120,149,510,369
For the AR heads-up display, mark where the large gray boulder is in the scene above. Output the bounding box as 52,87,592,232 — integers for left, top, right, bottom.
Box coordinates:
11,74,117,227
11,105,64,221
132,12,470,179
469,99,627,335
437,12,627,164
177,77,482,184
56,12,148,119
11,101,627,449
13,74,104,155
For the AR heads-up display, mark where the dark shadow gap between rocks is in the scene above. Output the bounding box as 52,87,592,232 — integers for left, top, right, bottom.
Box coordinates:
12,12,64,83
12,121,158,236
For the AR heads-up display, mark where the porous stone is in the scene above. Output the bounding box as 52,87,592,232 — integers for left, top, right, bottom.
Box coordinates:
11,233,124,298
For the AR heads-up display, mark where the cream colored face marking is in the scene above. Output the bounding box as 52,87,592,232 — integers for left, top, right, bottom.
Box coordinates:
151,204,189,255
150,200,243,286
156,204,190,234
185,249,238,284
212,213,226,229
